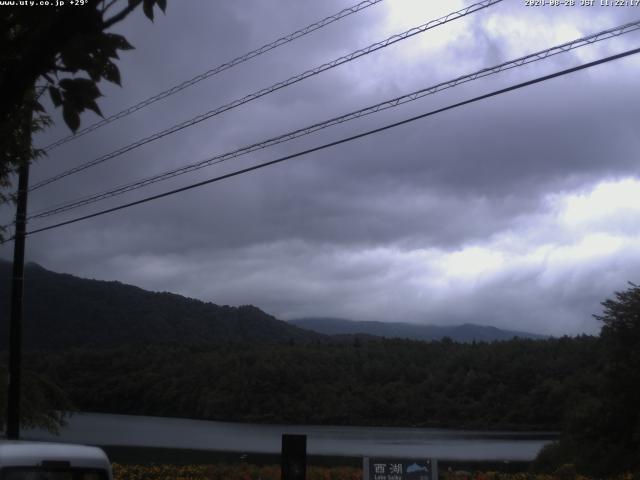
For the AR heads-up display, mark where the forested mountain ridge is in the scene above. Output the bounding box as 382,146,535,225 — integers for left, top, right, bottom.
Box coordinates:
0,260,549,351
290,317,546,342
0,260,321,350
1,259,600,431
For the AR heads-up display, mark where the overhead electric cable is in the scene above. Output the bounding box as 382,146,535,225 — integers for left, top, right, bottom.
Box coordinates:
41,0,385,152
30,0,502,192
26,19,640,221
4,45,636,244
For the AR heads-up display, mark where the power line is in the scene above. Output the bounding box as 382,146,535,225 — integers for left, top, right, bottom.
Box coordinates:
41,0,385,152
29,0,502,192
7,45,638,243
26,19,640,221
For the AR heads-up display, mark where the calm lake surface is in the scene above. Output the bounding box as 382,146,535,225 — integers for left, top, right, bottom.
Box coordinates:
25,412,556,461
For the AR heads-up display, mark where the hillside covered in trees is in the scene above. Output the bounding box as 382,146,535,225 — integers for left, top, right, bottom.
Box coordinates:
0,261,320,350
24,336,599,431
0,260,604,433
1,261,545,348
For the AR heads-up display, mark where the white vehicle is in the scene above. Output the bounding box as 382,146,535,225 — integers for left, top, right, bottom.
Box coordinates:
0,442,112,480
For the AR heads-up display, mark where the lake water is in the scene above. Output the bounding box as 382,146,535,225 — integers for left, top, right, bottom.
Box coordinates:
24,412,556,461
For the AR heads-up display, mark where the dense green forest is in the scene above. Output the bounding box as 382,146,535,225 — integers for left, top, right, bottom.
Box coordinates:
23,336,599,430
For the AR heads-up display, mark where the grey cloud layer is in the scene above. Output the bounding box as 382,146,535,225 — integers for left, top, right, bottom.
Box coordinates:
3,0,640,335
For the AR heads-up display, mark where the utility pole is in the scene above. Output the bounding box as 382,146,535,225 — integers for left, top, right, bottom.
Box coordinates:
6,146,30,440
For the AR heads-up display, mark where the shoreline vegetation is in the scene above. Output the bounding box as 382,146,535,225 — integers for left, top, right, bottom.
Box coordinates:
22,336,599,432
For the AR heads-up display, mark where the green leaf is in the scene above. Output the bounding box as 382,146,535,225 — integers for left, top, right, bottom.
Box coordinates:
59,39,89,72
156,0,166,12
60,78,100,96
62,104,80,132
104,33,134,51
143,0,154,21
59,78,102,116
86,63,102,82
49,87,62,107
102,61,121,86
85,99,103,117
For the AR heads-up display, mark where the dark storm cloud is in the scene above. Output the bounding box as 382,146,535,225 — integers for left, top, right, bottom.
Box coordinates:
3,0,640,335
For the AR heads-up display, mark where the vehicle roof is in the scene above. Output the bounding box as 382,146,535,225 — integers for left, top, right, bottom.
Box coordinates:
0,441,110,470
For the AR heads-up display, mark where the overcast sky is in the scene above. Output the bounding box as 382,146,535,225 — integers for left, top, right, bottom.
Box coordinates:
2,0,640,336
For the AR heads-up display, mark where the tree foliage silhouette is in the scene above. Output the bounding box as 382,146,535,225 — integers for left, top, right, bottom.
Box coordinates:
0,0,168,424
0,0,167,216
535,283,640,476
593,282,640,468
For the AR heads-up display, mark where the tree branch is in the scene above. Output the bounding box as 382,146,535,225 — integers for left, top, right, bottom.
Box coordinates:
103,0,141,29
102,0,120,14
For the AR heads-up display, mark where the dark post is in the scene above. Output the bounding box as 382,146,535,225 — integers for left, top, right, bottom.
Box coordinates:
281,434,306,480
6,161,30,439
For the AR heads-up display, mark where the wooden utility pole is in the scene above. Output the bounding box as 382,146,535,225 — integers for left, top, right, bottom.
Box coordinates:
6,158,30,439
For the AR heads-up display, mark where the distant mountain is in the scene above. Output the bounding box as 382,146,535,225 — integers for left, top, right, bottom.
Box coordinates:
0,260,321,350
289,317,546,342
